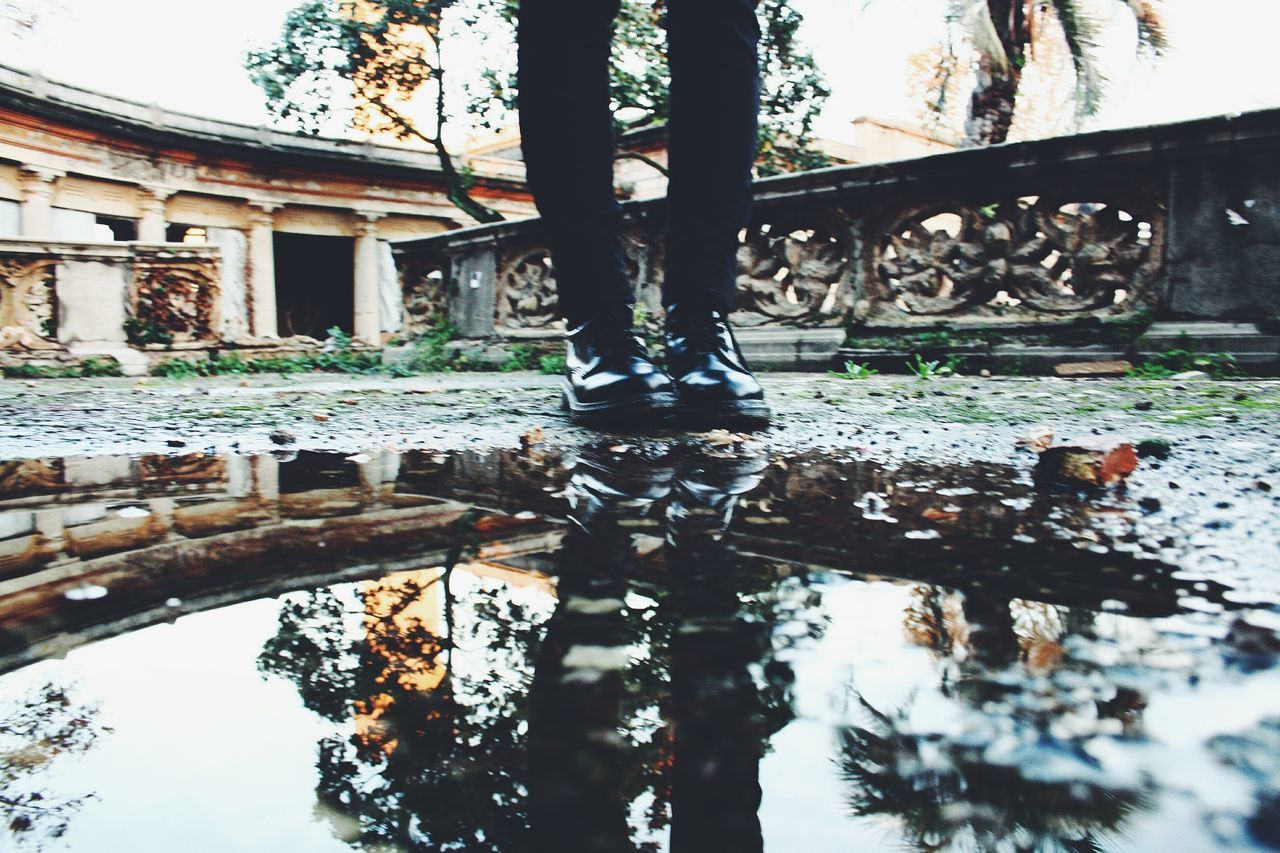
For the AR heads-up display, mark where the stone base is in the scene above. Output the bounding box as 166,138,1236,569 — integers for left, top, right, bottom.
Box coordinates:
68,343,148,376
735,327,846,371
1139,322,1280,367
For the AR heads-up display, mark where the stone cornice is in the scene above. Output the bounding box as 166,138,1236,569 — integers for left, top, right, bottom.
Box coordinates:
0,63,529,194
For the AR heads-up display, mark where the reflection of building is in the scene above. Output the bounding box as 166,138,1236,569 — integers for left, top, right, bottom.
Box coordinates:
0,63,535,357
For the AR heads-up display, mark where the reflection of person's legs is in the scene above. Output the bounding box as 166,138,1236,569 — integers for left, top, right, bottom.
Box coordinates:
666,450,772,852
527,449,673,851
517,1,676,427
662,0,771,427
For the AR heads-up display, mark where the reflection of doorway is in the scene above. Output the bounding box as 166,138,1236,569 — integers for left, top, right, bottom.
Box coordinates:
273,233,354,338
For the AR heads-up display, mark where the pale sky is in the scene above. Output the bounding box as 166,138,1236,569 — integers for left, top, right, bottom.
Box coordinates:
3,0,1278,145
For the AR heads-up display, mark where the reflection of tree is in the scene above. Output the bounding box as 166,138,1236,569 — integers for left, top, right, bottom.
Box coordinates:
0,683,107,847
259,565,547,851
839,582,1147,852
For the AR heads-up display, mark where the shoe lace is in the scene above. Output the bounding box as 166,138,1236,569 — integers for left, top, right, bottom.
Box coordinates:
671,314,724,352
584,305,646,355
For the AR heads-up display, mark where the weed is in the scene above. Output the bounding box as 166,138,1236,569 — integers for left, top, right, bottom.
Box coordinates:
406,315,462,373
1128,349,1241,380
907,354,960,379
500,344,541,373
829,360,878,380
538,353,567,375
3,358,123,379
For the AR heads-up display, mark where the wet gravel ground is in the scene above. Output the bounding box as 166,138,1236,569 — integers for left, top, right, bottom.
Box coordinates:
5,371,1280,583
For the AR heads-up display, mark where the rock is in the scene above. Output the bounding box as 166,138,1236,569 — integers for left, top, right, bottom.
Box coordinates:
1053,360,1132,378
1136,438,1172,459
1134,400,1154,411
313,413,330,422
269,428,296,445
921,507,959,522
1035,436,1138,487
166,439,186,448
1170,370,1209,380
1016,426,1055,452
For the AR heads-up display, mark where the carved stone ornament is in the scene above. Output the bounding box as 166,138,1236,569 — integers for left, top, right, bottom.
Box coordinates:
399,253,449,337
497,247,559,330
733,211,852,327
0,257,60,348
130,256,220,344
876,197,1157,317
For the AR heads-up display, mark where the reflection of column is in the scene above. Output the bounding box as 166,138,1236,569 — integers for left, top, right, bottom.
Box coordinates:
247,202,279,338
137,187,172,243
354,212,385,345
18,165,63,239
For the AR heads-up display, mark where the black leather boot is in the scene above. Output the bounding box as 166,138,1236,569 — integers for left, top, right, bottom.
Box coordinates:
663,304,771,429
562,305,679,428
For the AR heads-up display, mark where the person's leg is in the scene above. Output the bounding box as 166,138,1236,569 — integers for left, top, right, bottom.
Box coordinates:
517,0,631,327
662,0,761,314
661,0,770,428
518,0,677,428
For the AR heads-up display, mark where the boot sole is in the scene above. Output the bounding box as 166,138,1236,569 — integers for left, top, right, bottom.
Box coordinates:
678,399,772,431
561,381,679,428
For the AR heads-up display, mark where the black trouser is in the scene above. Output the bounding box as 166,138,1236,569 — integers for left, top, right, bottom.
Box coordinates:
517,0,761,326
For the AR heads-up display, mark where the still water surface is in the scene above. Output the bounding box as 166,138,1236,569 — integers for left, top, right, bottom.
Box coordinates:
0,443,1277,851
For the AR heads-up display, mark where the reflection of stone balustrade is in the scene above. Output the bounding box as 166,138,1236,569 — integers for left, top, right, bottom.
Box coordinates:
0,239,221,365
394,109,1280,367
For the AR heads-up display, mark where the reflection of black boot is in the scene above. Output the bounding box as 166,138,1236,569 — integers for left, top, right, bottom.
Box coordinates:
664,305,771,429
665,446,772,853
528,446,674,853
562,305,679,428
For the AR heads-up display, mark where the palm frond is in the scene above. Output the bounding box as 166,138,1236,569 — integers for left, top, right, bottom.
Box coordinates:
967,0,1010,72
1125,0,1169,55
1047,0,1108,118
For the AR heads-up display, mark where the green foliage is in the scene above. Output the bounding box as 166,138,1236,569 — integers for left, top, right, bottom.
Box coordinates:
537,353,566,376
406,315,462,373
1128,350,1241,380
151,326,394,378
906,353,963,379
250,0,832,208
829,360,878,380
3,358,123,379
124,317,175,348
498,344,540,373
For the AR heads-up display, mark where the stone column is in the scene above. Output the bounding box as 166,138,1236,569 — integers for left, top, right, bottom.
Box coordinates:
17,166,63,239
353,212,385,345
247,202,279,338
137,187,172,243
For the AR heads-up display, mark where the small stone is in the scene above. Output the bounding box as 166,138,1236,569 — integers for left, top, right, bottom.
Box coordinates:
1257,481,1273,492
166,439,186,448
1169,370,1209,380
1016,426,1055,452
1234,392,1250,402
1035,436,1138,487
313,413,330,422
921,507,959,522
1136,438,1172,459
979,369,992,377
269,428,296,445
1053,360,1132,378
1138,496,1161,512
1134,401,1154,411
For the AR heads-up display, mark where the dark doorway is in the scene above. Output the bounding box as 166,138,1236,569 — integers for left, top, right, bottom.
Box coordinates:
273,233,355,339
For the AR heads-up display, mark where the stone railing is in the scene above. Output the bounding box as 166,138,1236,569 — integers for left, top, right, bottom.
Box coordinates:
394,108,1280,364
0,239,221,358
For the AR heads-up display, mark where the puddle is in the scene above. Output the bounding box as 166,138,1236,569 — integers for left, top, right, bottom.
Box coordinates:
0,443,1277,851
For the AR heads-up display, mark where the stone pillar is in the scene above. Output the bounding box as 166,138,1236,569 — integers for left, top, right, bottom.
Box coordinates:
247,202,279,338
353,212,385,345
137,187,172,243
17,166,63,239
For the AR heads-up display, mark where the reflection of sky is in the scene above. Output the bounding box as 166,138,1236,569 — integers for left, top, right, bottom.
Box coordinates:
2,601,349,853
0,562,1274,850
2,0,1275,145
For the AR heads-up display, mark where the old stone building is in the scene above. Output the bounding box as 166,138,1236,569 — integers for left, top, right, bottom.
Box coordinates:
0,63,534,370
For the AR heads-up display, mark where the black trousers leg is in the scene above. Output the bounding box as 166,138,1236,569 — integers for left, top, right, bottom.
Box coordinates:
517,0,632,327
662,0,761,314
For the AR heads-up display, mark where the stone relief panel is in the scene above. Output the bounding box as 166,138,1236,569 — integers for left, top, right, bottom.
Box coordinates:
0,256,60,349
872,196,1161,321
128,254,220,345
398,252,450,338
496,245,559,331
733,209,853,327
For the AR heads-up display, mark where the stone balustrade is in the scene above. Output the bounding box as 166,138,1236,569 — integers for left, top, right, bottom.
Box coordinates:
394,108,1280,367
0,238,220,365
